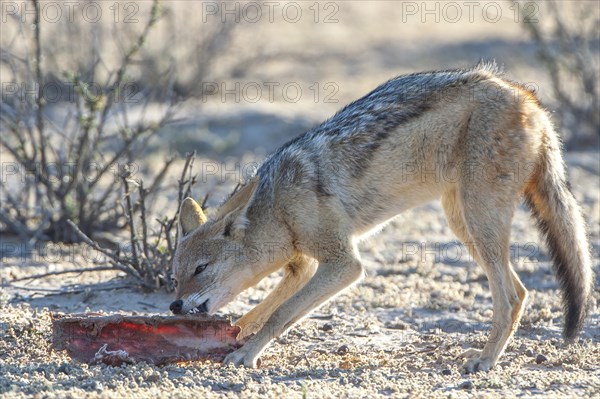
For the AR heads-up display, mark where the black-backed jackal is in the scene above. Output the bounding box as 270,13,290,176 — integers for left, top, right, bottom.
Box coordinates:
170,63,592,372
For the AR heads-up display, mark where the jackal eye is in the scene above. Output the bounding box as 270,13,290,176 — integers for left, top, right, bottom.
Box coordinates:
194,263,208,276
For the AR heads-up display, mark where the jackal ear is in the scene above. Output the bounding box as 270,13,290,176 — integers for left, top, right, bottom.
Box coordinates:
221,177,260,240
216,177,260,219
179,197,207,237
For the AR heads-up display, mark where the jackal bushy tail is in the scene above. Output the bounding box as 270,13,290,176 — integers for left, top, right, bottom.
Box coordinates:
525,128,593,340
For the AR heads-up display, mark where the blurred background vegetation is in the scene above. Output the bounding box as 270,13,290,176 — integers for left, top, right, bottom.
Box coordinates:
1,0,598,289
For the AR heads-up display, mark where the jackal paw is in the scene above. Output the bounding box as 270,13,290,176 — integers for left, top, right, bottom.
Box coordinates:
459,349,492,373
223,346,260,368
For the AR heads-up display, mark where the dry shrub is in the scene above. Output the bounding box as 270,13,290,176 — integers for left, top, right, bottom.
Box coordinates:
517,1,599,147
0,0,235,244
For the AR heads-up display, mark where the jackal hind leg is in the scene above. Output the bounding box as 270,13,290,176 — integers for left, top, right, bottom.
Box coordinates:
442,187,527,373
236,255,317,339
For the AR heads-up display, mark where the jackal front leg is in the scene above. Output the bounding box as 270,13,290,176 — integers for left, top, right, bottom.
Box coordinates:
236,256,317,339
224,255,363,367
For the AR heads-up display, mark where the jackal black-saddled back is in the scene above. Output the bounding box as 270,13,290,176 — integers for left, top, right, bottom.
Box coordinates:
258,62,503,187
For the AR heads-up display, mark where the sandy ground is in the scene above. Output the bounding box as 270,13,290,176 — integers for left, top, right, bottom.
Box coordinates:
1,152,599,399
1,1,599,398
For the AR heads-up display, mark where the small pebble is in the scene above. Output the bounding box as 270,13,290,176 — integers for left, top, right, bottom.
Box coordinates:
525,349,535,357
58,363,70,375
321,323,333,332
385,321,408,330
535,354,548,364
459,380,473,390
146,372,161,382
336,345,350,355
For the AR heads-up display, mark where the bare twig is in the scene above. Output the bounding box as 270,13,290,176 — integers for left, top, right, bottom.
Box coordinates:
66,219,144,281
121,173,140,268
7,283,132,295
139,181,151,262
11,267,117,283
32,0,48,197
201,192,210,210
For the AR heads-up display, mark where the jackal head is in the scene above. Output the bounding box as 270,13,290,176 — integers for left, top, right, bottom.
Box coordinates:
170,178,263,315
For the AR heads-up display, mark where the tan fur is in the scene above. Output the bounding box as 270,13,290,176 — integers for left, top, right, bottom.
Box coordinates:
171,67,592,372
